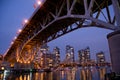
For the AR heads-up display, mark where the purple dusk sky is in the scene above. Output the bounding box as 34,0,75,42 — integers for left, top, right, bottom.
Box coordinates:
0,0,113,62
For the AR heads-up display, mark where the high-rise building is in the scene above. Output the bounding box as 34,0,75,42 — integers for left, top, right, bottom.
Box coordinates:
40,43,49,54
78,49,85,63
40,53,56,69
96,51,105,63
78,47,90,63
65,45,75,63
39,43,56,69
84,47,90,61
66,45,71,60
33,43,56,69
53,47,60,67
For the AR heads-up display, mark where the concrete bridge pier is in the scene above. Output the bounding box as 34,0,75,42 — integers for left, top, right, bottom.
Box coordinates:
107,30,120,74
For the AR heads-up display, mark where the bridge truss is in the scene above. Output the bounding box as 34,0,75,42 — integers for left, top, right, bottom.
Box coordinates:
4,0,120,67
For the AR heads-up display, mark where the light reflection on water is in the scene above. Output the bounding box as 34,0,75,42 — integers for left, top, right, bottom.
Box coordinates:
0,67,111,80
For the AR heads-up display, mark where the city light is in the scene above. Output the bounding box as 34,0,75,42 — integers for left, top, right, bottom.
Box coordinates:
28,61,30,64
1,67,4,70
18,29,22,33
1,0,116,79
20,61,23,63
11,41,14,45
37,1,42,5
33,0,42,8
24,19,28,23
14,36,17,40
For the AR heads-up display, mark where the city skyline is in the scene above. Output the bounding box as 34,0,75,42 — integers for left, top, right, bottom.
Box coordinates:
40,44,109,62
0,0,113,62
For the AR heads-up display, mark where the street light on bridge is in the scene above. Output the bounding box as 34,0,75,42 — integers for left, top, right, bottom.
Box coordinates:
11,41,14,45
18,29,22,33
14,36,17,40
37,1,42,5
33,0,42,8
24,19,28,24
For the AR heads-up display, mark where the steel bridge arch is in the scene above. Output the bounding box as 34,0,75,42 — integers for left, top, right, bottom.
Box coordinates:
4,0,120,64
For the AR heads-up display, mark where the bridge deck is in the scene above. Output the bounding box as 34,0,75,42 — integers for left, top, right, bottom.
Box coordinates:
4,0,112,61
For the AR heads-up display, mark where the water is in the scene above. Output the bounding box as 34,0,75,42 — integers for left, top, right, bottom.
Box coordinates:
0,67,111,80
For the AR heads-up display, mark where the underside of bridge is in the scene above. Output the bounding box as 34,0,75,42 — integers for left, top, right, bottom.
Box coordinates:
3,0,120,73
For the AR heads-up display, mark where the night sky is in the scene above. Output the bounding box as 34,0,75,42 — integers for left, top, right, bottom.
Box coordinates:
0,0,113,62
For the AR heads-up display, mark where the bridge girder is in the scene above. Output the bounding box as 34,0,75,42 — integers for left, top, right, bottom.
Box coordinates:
4,0,120,63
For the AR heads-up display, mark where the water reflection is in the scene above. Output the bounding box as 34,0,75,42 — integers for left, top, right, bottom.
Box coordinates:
0,67,110,80
98,68,106,80
80,68,92,80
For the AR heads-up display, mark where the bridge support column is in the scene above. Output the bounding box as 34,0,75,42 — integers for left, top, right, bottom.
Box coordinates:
107,31,120,74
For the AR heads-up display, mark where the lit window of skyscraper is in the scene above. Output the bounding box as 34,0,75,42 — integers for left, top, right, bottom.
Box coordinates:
96,51,105,63
78,47,90,63
53,47,60,67
65,45,75,63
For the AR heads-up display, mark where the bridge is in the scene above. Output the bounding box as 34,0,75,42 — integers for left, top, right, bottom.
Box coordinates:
3,0,120,74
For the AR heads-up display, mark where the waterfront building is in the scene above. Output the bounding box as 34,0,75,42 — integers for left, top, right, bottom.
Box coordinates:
40,53,56,69
65,45,75,63
40,43,49,54
37,43,56,69
33,50,42,69
78,49,85,63
84,47,90,61
66,45,70,60
0,61,10,70
53,47,60,67
70,47,75,62
96,51,106,63
78,47,91,63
